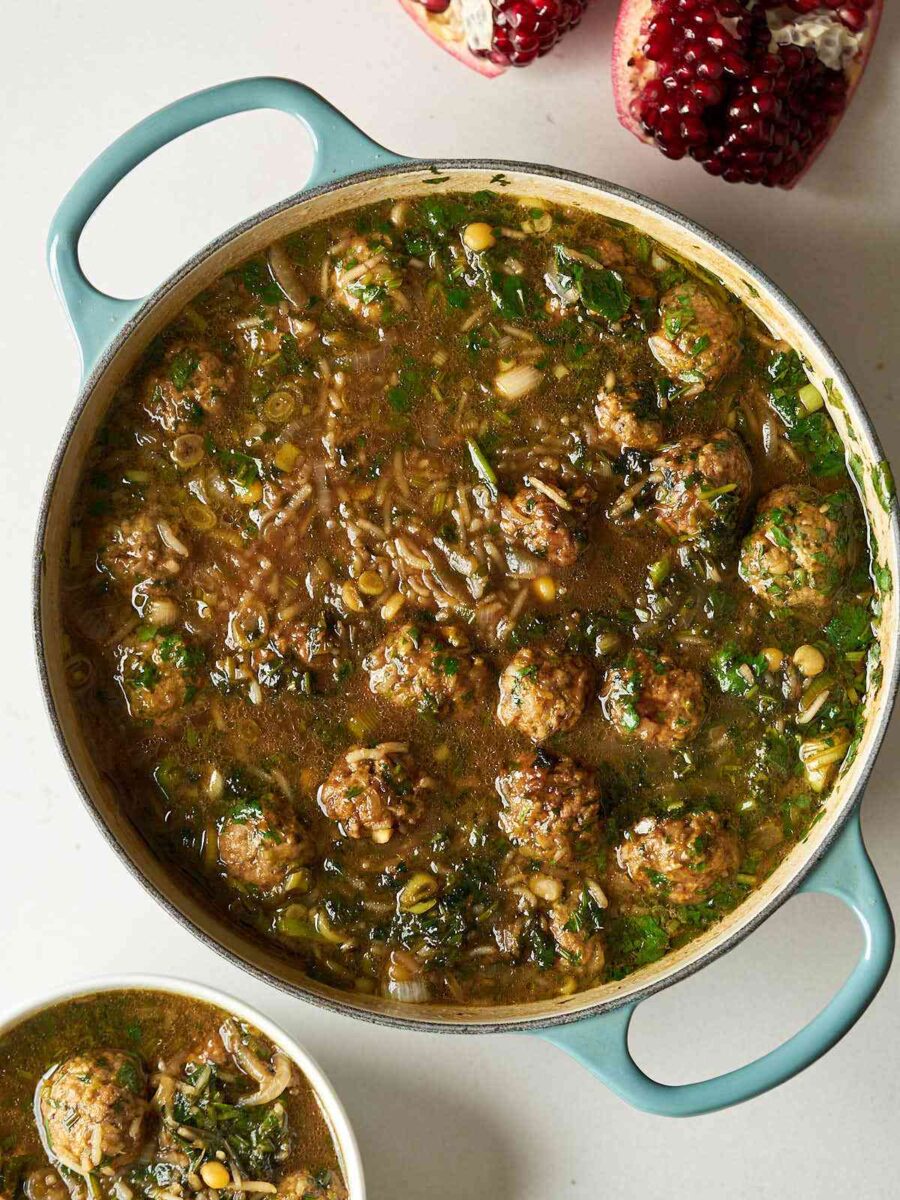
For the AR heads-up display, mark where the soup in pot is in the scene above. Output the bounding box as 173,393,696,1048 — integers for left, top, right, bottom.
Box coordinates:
56,186,886,1006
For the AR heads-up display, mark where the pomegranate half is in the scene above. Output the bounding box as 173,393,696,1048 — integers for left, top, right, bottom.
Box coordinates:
612,0,882,186
398,0,593,75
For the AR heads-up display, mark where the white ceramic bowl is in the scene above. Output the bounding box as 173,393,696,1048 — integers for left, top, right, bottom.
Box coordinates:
0,974,366,1200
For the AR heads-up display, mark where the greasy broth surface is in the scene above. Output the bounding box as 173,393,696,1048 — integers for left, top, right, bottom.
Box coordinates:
0,991,341,1196
58,189,881,1006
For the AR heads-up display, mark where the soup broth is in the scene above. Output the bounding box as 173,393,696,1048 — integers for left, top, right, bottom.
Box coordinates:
57,188,880,1007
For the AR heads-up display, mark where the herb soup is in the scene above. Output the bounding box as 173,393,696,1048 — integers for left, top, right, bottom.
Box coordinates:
0,990,345,1200
58,186,882,1007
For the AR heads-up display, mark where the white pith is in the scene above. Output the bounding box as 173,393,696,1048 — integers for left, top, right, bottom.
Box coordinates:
766,7,863,71
460,0,495,51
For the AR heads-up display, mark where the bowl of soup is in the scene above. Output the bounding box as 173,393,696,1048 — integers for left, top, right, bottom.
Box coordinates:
35,78,898,1114
0,977,362,1200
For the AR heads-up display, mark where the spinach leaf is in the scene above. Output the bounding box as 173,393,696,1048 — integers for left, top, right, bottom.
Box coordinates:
826,603,873,653
710,642,768,696
554,245,630,322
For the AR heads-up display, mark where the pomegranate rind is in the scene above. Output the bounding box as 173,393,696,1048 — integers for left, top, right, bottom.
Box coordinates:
397,0,507,78
611,0,655,141
611,0,884,186
788,0,882,187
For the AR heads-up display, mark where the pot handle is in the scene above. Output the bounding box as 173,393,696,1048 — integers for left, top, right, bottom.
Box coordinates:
47,76,406,375
539,807,893,1116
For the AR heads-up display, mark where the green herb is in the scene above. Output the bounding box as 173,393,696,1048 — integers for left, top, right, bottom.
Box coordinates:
466,437,498,495
169,348,199,390
608,914,669,973
767,351,845,476
826,604,873,653
554,246,630,322
387,356,428,415
115,1056,143,1095
710,642,768,696
873,460,896,511
563,888,606,935
240,258,282,306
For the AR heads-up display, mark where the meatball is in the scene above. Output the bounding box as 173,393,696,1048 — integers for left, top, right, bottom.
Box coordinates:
142,342,234,433
496,750,602,867
116,632,200,723
218,796,313,890
617,812,741,904
651,430,752,544
99,511,187,586
276,1171,347,1200
497,645,592,742
649,281,741,391
549,901,606,973
318,743,433,842
739,485,851,610
500,478,587,568
602,648,706,749
257,616,347,688
595,383,664,454
40,1050,147,1172
365,623,491,718
330,236,408,323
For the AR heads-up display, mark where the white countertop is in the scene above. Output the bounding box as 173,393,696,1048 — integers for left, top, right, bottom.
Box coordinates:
2,1,899,1195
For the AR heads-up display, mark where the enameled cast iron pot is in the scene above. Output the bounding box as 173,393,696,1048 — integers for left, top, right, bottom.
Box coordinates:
37,76,899,1118
0,976,365,1198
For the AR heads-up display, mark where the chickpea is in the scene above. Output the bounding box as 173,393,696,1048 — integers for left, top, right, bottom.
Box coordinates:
201,1162,231,1190
762,647,784,672
463,222,496,252
793,644,826,678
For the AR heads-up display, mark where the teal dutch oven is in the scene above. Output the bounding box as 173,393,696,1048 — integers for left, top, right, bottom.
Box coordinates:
36,77,899,1118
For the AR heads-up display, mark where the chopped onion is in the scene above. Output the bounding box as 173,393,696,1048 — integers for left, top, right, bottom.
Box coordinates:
219,1021,295,1107
495,364,543,401
145,596,179,627
386,977,430,1003
543,271,578,306
157,519,189,557
237,1052,293,1108
268,243,308,310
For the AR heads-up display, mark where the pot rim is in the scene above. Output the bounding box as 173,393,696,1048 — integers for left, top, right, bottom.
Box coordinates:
0,972,365,1198
34,157,900,1034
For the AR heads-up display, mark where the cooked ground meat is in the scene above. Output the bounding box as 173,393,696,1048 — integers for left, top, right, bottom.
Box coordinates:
739,484,851,609
40,1051,147,1172
499,479,586,567
497,644,592,742
276,1170,347,1200
331,236,409,324
651,430,752,544
649,281,741,391
595,383,664,454
549,900,606,973
218,796,313,889
616,812,741,904
99,511,187,585
318,743,433,842
365,622,491,717
142,342,233,433
116,633,201,723
496,750,602,867
602,648,706,748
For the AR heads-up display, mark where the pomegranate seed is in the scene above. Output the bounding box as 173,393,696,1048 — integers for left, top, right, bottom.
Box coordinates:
627,0,861,186
427,0,591,67
839,5,867,30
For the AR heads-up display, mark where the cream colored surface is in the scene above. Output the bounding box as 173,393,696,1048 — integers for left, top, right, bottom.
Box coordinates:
2,1,900,1196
